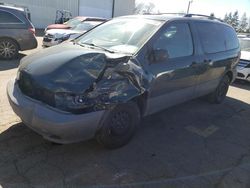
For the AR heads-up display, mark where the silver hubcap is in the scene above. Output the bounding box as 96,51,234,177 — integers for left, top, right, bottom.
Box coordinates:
0,41,16,58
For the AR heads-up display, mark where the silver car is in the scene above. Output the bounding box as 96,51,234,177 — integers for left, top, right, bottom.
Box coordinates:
43,20,105,47
0,5,37,59
237,37,250,82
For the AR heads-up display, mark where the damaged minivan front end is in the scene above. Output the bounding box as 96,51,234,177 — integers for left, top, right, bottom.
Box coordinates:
7,43,150,143
17,47,148,114
7,16,162,146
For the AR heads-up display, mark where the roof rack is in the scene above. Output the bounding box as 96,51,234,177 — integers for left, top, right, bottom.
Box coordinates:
141,12,224,22
184,14,223,22
143,12,186,16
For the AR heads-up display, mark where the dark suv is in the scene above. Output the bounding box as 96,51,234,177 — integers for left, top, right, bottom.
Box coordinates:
0,5,37,59
7,14,240,148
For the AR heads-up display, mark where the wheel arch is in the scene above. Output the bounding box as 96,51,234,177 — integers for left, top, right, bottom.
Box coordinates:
132,91,149,117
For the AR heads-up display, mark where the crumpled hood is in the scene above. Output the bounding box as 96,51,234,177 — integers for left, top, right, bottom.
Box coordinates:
19,43,96,74
17,42,151,114
18,43,129,94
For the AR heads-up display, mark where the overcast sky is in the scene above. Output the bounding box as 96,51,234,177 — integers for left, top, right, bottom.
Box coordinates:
136,0,250,19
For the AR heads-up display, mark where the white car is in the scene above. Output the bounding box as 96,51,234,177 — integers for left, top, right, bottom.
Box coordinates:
237,37,250,82
43,20,105,47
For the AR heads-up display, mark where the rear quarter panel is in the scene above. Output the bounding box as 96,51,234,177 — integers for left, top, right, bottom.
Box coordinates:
0,27,37,51
192,20,240,96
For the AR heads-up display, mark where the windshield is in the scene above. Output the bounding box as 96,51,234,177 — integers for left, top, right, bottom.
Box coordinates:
76,18,163,54
239,38,250,52
72,21,103,31
64,17,82,27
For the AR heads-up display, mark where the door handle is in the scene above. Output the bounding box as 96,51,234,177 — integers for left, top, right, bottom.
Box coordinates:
190,61,199,67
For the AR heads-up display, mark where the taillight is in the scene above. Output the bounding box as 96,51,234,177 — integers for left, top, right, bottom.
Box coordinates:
28,28,36,35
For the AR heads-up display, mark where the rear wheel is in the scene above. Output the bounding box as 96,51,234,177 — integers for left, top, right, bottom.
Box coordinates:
96,102,140,149
207,75,230,104
0,38,19,60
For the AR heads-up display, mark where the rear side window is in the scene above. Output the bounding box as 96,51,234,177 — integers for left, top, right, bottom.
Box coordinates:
153,23,194,59
0,10,23,24
196,22,239,54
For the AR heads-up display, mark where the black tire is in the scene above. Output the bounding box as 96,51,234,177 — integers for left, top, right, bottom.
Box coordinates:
207,75,230,104
0,38,19,60
96,102,140,149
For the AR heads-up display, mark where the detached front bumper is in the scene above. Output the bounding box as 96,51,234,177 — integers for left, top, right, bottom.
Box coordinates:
7,80,105,144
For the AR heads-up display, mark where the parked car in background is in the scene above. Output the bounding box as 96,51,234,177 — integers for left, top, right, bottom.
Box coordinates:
238,33,250,38
45,16,106,31
7,14,240,149
43,19,106,47
0,5,37,59
237,36,250,82
0,2,31,21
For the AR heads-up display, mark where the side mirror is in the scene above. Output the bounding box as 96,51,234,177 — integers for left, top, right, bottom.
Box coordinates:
150,49,169,64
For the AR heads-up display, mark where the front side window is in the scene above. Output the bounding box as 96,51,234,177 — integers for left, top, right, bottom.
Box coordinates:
76,18,163,54
153,23,194,59
0,11,22,23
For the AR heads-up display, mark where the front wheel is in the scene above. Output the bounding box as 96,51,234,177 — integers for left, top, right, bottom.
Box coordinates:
96,102,140,149
0,38,19,60
207,75,230,104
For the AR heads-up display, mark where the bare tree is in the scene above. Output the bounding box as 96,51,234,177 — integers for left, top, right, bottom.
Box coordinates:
224,13,229,23
248,17,250,33
231,11,240,31
226,12,233,25
239,13,248,33
224,11,240,31
134,1,157,14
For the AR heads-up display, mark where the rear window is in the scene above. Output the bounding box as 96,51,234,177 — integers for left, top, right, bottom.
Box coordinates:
0,10,23,24
196,22,239,54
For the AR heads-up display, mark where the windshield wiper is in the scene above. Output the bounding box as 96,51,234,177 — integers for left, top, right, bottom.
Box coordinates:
79,42,115,53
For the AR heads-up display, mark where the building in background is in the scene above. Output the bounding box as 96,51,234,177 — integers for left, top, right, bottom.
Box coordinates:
1,0,135,28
